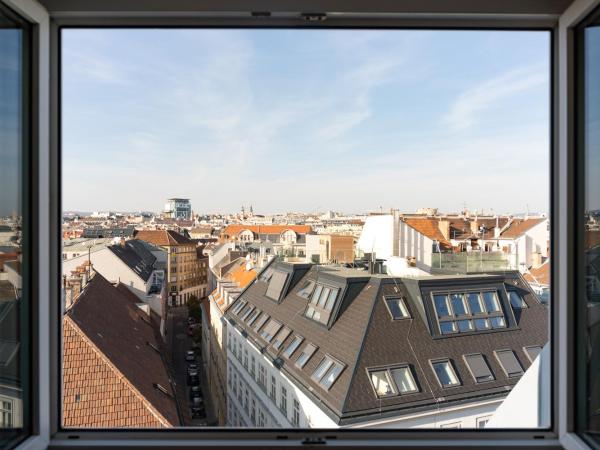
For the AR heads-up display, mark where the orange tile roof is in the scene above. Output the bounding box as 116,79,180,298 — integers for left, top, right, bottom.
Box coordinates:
403,218,451,249
220,224,312,237
524,260,550,287
227,263,257,289
135,229,194,247
500,218,546,239
63,317,173,428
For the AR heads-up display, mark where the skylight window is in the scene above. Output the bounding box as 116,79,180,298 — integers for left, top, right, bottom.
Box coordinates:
463,354,495,383
265,270,289,302
259,319,282,342
304,282,340,326
252,314,269,332
369,365,419,397
494,349,524,378
385,296,411,320
271,327,291,350
240,305,256,321
508,291,528,309
232,299,247,315
432,290,507,336
295,343,318,368
245,309,261,326
524,345,543,362
431,359,461,388
297,280,315,299
282,335,304,359
311,355,345,390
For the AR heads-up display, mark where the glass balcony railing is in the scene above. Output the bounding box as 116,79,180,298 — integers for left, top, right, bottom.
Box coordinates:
431,252,517,273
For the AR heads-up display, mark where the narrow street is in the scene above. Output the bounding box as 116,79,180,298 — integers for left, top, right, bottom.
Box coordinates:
167,305,216,426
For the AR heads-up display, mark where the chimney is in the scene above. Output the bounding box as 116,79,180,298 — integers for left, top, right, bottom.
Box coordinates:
470,219,479,236
438,219,450,241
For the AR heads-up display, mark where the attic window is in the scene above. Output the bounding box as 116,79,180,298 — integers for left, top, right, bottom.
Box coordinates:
253,313,269,332
271,327,291,350
282,335,304,359
432,290,507,336
304,283,340,325
524,345,543,362
265,271,289,301
431,359,461,388
245,308,261,326
241,305,256,321
369,365,419,397
295,343,318,368
384,296,411,319
494,349,524,378
508,291,528,309
463,353,495,383
232,299,247,315
311,355,345,390
259,319,282,342
297,279,316,299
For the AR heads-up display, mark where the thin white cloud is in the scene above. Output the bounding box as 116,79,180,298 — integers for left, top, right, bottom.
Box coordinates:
443,65,547,131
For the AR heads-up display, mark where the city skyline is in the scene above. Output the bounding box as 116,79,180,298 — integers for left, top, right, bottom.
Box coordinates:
62,29,550,213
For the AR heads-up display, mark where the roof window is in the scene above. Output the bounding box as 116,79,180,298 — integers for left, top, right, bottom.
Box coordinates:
494,349,524,378
431,359,461,388
311,355,345,390
463,353,495,383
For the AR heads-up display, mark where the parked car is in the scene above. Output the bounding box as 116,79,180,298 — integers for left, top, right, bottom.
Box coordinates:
189,386,202,402
185,350,195,362
187,370,200,386
191,406,206,419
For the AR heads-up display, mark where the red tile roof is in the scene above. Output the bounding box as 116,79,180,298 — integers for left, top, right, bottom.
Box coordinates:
500,218,546,239
402,218,451,249
63,272,179,428
524,260,550,287
135,229,194,246
220,224,312,238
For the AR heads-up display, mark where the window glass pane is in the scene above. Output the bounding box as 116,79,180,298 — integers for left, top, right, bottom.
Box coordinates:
457,319,473,332
495,350,524,378
324,288,338,311
433,294,451,318
283,336,303,358
390,367,418,393
317,287,330,307
320,363,344,389
482,291,501,312
432,361,460,387
311,285,323,305
450,293,467,316
467,293,484,314
474,318,491,330
370,370,396,397
312,357,334,381
440,321,457,334
508,291,527,309
490,316,506,329
0,5,29,444
386,297,410,319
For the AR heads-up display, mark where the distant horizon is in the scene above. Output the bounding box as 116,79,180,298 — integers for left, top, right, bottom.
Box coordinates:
62,29,550,214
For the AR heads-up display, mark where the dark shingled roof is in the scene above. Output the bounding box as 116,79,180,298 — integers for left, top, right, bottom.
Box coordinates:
65,272,179,427
108,239,157,282
226,261,548,425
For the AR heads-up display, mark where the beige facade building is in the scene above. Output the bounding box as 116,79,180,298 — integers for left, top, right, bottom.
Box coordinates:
136,230,206,305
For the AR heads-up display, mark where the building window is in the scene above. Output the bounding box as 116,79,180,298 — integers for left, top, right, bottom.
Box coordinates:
270,376,277,401
292,399,300,427
282,335,304,359
304,283,340,325
477,416,492,428
463,353,495,383
494,349,524,378
265,270,289,301
295,343,318,369
297,280,316,299
368,365,419,397
258,410,265,427
0,400,13,428
311,355,346,390
258,365,266,389
259,319,282,342
250,355,256,377
431,359,461,388
243,348,248,370
250,398,256,425
432,291,506,335
384,296,411,320
271,326,291,350
280,386,288,416
508,290,528,309
524,345,543,363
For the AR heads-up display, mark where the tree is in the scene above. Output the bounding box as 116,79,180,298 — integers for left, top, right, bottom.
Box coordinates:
187,295,202,322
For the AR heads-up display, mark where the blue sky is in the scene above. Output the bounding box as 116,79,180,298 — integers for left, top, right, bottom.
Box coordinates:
62,29,550,215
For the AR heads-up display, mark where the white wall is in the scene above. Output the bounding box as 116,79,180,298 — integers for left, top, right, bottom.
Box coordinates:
357,215,394,260
398,222,434,271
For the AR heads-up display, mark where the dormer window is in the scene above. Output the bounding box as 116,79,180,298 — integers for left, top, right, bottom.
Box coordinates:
311,355,346,390
368,365,419,398
297,280,316,299
304,283,340,325
432,290,507,336
385,296,411,320
508,291,528,309
265,270,289,302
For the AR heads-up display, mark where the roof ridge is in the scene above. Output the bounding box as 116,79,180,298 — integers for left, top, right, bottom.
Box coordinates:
64,315,173,427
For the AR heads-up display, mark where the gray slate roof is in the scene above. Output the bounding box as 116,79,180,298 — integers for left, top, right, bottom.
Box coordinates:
225,260,548,425
108,239,157,282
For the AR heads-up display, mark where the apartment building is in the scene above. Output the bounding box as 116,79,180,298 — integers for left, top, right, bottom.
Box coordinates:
224,260,547,428
136,230,205,305
219,225,312,261
164,198,192,220
62,239,166,320
305,234,354,264
62,268,179,428
203,258,258,425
